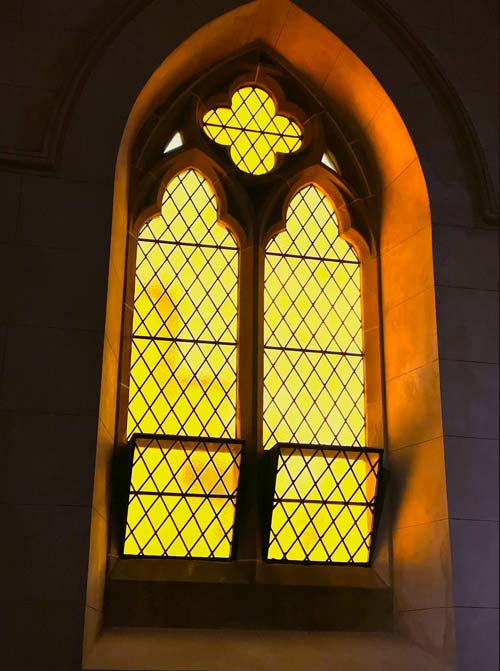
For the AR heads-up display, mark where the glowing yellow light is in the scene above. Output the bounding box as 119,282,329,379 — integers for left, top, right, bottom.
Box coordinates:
268,447,379,563
127,169,238,440
202,86,303,174
263,184,364,450
124,437,241,559
124,168,240,559
264,185,368,563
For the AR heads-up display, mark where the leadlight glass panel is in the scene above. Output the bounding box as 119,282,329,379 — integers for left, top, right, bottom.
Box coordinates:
126,168,239,440
267,445,381,563
263,184,371,564
263,184,365,450
202,85,303,175
124,436,242,559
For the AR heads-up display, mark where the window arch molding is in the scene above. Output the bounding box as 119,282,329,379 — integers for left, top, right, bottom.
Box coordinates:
128,147,252,247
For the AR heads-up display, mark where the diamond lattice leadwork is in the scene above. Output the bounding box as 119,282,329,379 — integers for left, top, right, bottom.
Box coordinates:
263,184,365,449
127,169,239,439
267,444,382,564
202,86,303,175
124,435,242,559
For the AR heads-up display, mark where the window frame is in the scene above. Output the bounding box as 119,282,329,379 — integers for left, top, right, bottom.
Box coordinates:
115,69,385,569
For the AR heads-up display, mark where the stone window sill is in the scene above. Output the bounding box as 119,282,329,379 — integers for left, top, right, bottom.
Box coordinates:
105,558,392,630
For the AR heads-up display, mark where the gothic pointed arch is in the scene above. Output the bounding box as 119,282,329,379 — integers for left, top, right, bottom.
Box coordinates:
82,4,456,669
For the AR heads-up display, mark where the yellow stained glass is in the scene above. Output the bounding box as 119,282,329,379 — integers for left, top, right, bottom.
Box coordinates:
127,168,239,440
264,185,370,564
202,86,303,175
124,437,242,559
263,184,364,450
267,446,380,563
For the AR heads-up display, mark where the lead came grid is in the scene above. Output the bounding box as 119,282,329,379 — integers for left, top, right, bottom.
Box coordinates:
124,436,242,559
263,184,365,450
202,86,303,175
127,169,239,440
267,445,382,563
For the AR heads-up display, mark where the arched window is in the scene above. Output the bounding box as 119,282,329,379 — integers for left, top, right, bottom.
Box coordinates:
123,168,242,560
119,57,384,566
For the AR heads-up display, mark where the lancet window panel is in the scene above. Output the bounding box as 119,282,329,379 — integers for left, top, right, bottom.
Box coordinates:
126,168,239,441
263,184,365,450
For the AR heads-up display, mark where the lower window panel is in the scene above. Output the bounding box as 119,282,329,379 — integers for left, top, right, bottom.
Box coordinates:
265,444,383,564
123,435,243,559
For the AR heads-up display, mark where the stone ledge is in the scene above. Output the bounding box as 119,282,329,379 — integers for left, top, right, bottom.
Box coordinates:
105,572,392,630
84,628,449,671
110,557,389,588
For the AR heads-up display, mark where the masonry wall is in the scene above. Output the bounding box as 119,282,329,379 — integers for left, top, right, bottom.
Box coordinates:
0,2,497,671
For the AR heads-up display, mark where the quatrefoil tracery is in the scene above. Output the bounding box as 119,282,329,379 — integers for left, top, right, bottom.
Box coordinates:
202,85,303,175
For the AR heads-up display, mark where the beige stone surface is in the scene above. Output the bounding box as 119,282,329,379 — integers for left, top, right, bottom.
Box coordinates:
92,418,114,521
385,360,443,451
391,437,448,529
393,519,454,612
86,628,450,671
86,508,108,613
397,607,456,668
276,3,344,89
366,97,419,188
383,286,438,381
324,44,388,133
380,225,435,311
379,159,430,252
